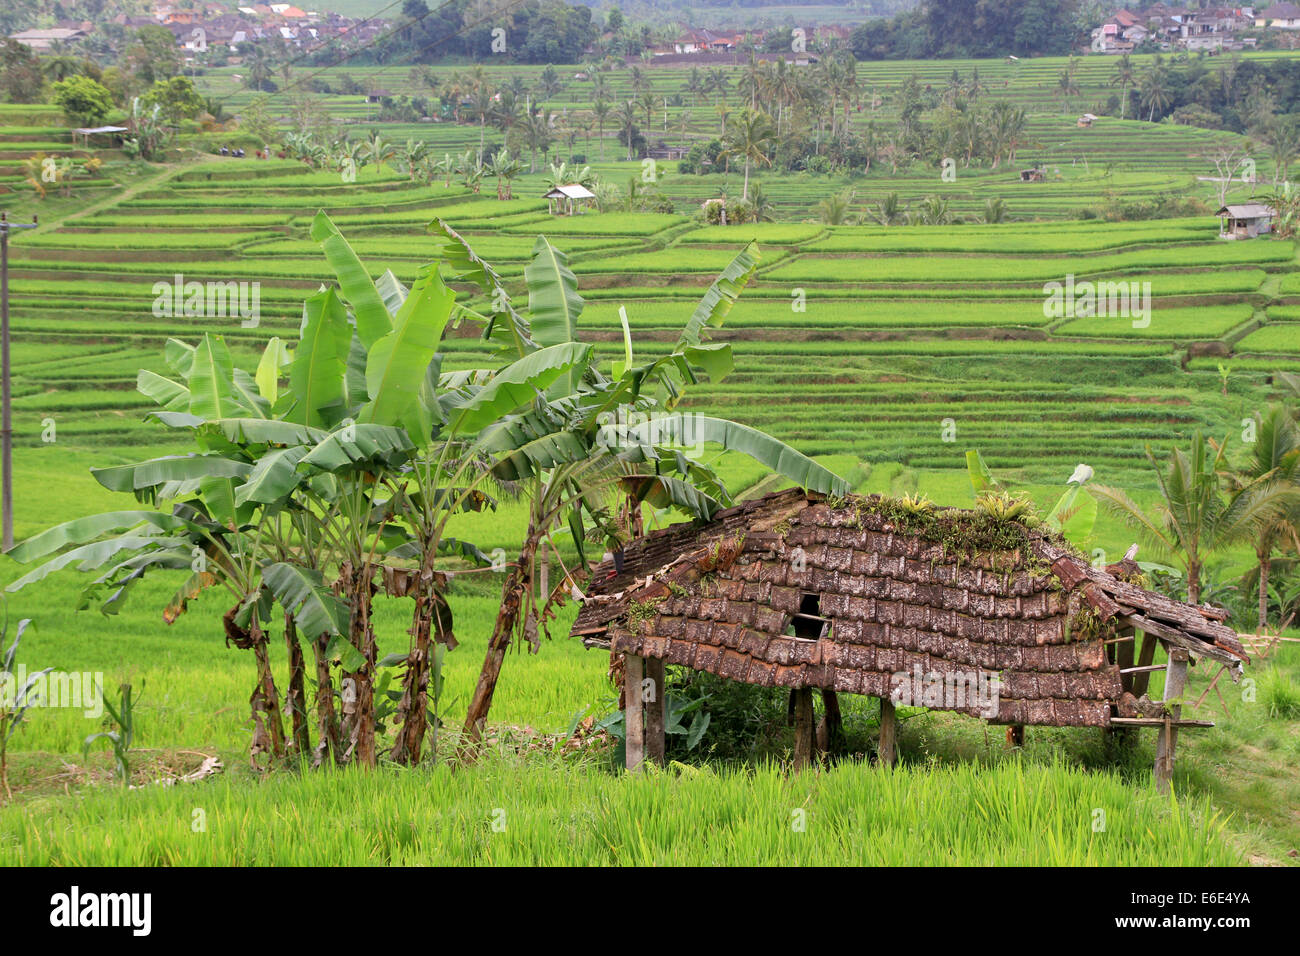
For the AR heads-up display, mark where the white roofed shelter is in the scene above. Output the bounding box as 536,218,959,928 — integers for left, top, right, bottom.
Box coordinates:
544,183,596,216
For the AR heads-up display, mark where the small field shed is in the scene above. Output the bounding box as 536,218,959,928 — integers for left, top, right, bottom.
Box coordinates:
544,183,596,215
1216,203,1277,239
573,489,1248,789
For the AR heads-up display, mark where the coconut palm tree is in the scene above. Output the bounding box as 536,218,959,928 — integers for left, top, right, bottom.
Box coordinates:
870,191,906,226
1092,432,1290,605
1225,407,1300,629
720,109,776,201
1110,53,1136,121
1139,57,1172,122
592,98,611,160
817,187,857,225
614,99,640,161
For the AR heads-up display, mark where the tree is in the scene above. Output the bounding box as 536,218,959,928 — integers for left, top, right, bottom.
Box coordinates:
456,237,848,741
52,76,113,127
129,25,181,85
141,76,204,124
818,186,857,224
1139,57,1172,123
614,99,640,161
1111,53,1136,121
721,109,776,201
1226,407,1300,630
238,95,277,145
1268,118,1300,190
0,38,43,103
1092,432,1289,605
591,98,611,160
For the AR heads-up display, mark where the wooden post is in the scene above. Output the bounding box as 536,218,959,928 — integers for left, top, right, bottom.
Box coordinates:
1131,632,1159,697
1154,647,1189,794
624,654,645,772
645,657,665,767
818,689,845,757
878,697,897,766
791,688,815,770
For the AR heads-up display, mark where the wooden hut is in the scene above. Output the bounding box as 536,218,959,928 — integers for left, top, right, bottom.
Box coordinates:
544,183,596,216
1019,167,1046,182
572,489,1248,790
1216,203,1277,239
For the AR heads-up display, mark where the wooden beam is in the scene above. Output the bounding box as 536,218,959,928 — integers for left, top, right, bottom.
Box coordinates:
624,654,645,772
645,657,665,767
878,697,897,767
1119,613,1241,667
1110,716,1214,728
792,688,815,770
1154,648,1189,794
1120,664,1168,674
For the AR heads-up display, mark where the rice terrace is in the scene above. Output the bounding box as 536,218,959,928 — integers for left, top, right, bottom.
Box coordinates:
0,0,1298,894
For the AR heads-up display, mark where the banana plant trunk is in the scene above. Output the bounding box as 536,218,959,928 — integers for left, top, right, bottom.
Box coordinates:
311,633,340,767
391,568,448,766
463,522,539,742
249,619,286,765
339,562,377,767
282,612,311,758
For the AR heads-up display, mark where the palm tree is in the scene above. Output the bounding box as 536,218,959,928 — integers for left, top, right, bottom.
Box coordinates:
1092,432,1289,604
720,109,776,201
592,98,611,160
614,99,639,161
980,197,1008,224
1268,118,1300,189
638,90,658,130
522,108,554,172
1140,57,1172,122
870,191,906,226
1056,57,1081,111
704,68,730,106
817,186,857,225
1226,407,1300,629
1110,53,1136,121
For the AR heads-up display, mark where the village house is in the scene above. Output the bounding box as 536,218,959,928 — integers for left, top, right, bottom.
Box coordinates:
1258,2,1300,27
1092,6,1256,52
7,27,88,52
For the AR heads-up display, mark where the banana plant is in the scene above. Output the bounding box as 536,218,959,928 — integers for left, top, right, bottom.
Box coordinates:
438,224,849,741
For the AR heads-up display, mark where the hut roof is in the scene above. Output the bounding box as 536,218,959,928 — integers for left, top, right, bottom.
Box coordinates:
572,489,1246,728
1216,204,1276,219
545,183,596,200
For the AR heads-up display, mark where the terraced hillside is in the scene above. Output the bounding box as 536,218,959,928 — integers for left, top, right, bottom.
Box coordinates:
4,155,1295,493
192,51,1290,219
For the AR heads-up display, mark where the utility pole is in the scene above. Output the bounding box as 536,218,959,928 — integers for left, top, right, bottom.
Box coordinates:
0,212,38,552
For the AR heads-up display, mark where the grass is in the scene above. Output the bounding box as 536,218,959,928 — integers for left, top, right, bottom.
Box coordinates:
0,755,1239,866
